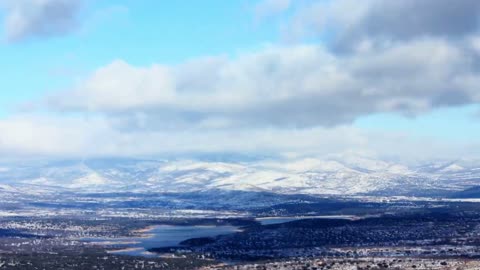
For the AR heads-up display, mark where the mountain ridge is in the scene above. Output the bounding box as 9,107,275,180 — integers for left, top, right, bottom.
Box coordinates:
0,156,480,197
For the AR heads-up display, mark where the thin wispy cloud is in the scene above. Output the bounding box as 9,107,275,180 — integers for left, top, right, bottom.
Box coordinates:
254,0,291,20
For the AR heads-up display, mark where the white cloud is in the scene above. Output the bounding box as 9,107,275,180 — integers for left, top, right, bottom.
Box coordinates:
0,113,476,161
3,38,480,159
3,0,480,160
47,39,480,128
0,0,83,42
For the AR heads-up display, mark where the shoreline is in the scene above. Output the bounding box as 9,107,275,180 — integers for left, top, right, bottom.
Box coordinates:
133,225,157,234
107,247,143,254
256,215,359,221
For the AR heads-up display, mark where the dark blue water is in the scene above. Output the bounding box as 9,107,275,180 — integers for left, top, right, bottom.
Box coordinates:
85,216,356,257
256,217,303,225
139,225,240,249
84,225,240,257
256,215,356,225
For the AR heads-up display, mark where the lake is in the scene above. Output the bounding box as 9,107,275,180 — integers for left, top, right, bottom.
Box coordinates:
83,225,241,257
83,216,358,257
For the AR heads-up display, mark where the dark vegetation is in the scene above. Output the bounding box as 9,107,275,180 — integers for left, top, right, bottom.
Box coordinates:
2,195,480,268
0,252,213,270
0,229,44,238
149,209,480,261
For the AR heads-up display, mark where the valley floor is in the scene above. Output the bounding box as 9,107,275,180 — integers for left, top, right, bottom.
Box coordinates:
1,193,480,269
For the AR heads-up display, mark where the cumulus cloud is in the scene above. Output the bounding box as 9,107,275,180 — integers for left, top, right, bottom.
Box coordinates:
47,39,480,128
45,0,480,129
4,0,480,159
0,0,83,42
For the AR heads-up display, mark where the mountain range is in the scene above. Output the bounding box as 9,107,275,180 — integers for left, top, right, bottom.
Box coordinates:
0,155,479,197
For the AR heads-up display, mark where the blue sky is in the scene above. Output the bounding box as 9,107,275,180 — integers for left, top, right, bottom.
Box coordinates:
355,105,480,141
0,0,276,113
0,0,479,160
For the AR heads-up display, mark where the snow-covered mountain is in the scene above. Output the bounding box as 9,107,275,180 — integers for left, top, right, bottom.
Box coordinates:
1,156,480,196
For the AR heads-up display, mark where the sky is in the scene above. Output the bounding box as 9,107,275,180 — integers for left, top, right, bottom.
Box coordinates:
0,0,480,161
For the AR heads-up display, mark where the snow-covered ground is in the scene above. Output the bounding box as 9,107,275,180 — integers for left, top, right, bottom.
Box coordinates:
0,155,480,196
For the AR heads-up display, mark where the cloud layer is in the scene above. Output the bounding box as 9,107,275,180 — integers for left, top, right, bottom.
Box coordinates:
3,0,480,160
2,114,477,161
49,39,480,128
1,0,83,42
